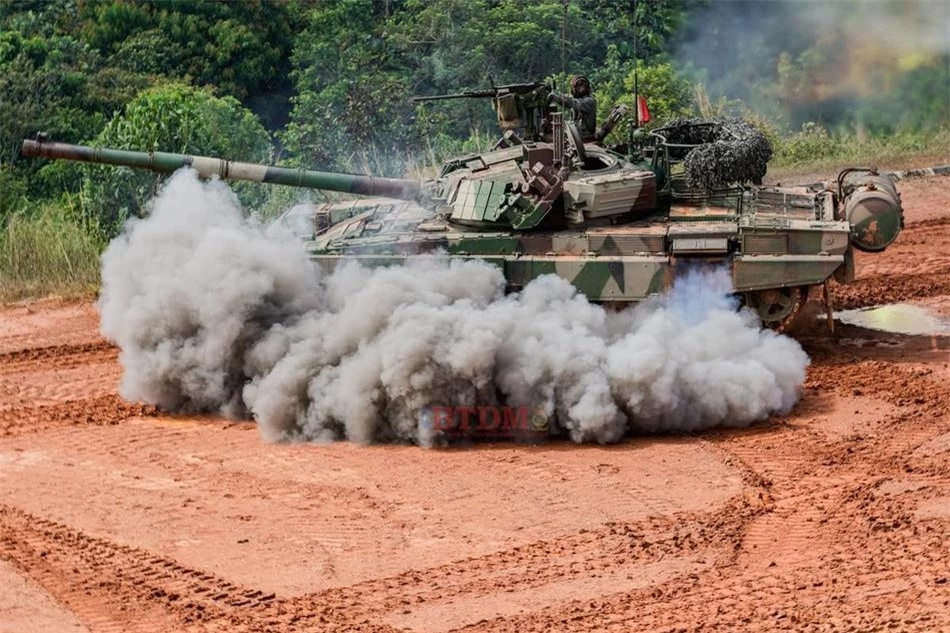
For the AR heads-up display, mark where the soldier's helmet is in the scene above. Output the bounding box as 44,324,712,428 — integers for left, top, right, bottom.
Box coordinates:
570,75,591,98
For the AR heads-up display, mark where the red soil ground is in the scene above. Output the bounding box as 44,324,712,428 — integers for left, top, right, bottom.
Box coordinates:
1,175,948,633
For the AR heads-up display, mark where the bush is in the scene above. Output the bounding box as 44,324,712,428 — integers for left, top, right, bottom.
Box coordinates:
80,83,273,238
774,122,839,163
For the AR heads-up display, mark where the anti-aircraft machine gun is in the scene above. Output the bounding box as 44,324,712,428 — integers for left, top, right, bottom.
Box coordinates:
412,80,555,146
411,78,634,160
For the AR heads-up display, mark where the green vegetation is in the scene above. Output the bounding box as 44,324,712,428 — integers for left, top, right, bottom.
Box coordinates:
774,124,950,168
1,0,947,300
79,83,273,238
767,126,950,182
0,203,103,302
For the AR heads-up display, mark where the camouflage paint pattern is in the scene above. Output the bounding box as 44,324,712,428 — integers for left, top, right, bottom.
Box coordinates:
305,191,852,301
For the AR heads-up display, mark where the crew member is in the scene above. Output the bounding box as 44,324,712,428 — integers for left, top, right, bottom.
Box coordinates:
549,75,597,139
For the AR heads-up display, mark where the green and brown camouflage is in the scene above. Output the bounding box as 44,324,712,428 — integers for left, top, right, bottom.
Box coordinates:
20,111,903,329
293,183,852,305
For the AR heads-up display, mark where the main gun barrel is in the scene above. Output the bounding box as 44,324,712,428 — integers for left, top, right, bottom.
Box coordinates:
21,139,423,201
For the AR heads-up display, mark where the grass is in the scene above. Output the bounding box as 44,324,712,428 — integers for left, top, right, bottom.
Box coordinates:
0,202,103,302
766,126,950,182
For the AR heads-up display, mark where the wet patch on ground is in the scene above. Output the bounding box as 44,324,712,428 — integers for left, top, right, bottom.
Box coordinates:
832,303,950,336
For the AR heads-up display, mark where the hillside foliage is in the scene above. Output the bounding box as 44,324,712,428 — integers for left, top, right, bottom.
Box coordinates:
1,0,947,237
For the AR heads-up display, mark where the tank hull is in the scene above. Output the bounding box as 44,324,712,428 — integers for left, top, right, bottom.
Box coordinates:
286,181,853,325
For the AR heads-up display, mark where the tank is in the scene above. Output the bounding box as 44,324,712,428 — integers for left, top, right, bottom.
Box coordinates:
20,89,902,330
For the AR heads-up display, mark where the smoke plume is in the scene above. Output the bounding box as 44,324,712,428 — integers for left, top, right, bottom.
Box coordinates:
676,0,950,129
99,170,810,445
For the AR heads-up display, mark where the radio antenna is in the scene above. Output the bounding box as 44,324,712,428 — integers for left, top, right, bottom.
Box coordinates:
633,0,639,127
561,0,568,76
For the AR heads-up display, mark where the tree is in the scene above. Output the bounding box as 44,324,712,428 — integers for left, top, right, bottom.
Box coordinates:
76,0,297,103
0,16,154,207
594,58,694,132
282,0,415,172
282,0,695,172
80,83,273,237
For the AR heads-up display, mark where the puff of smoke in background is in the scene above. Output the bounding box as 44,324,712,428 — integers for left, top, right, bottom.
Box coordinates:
98,170,810,446
677,0,950,132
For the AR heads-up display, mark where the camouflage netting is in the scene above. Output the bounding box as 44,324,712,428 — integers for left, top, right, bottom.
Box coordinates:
658,118,773,191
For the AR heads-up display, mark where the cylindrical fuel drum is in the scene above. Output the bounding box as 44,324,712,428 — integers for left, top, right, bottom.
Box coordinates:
840,170,903,252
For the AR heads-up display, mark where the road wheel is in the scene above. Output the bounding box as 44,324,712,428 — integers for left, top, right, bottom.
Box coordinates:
745,286,808,331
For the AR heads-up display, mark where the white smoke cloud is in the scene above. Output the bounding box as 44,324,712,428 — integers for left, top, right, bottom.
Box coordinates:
676,0,950,126
99,170,810,445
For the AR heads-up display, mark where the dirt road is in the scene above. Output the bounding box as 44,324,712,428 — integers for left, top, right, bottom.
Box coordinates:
1,176,948,633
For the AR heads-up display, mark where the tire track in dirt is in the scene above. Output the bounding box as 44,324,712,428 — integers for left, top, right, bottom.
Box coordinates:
0,302,102,355
0,504,278,632
0,338,150,437
280,496,761,625
0,394,157,437
452,461,950,631
0,341,117,373
450,348,950,632
0,505,410,633
5,339,945,632
835,271,950,311
5,370,120,410
498,549,945,633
